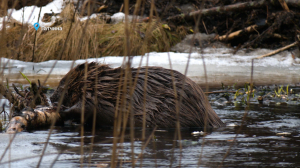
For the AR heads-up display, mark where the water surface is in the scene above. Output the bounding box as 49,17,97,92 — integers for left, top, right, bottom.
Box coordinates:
0,103,299,167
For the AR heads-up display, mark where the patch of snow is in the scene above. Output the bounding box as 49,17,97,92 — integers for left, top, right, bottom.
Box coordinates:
1,0,64,29
1,50,299,74
80,13,99,21
111,12,125,24
1,50,300,86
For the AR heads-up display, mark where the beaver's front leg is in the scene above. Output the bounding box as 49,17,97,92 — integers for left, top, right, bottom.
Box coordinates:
59,101,82,120
59,100,95,121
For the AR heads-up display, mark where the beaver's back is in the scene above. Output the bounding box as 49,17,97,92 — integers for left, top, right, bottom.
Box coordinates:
50,62,224,128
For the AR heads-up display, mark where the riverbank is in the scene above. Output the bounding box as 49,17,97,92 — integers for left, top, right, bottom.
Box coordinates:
1,43,300,89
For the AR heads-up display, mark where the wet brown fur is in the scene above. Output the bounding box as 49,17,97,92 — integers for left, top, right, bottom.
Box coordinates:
50,62,224,128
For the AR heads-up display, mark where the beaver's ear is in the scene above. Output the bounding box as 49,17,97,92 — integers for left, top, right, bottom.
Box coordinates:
75,62,97,71
50,86,67,103
58,77,66,86
76,63,86,71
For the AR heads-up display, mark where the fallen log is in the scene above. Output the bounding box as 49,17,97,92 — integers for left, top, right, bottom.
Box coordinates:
283,0,300,7
3,0,53,10
167,0,300,22
167,0,268,22
6,106,62,133
0,81,57,133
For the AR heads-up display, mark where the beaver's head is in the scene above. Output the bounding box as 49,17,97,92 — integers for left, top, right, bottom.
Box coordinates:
50,62,100,107
50,78,69,106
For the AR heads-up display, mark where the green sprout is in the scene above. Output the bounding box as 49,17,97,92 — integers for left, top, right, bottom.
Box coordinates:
19,71,31,84
278,85,283,95
274,89,279,97
232,83,236,90
234,89,241,100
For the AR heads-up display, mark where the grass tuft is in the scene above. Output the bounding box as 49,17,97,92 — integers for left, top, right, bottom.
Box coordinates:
0,4,186,62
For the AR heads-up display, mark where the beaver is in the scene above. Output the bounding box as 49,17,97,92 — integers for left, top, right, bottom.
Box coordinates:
50,62,224,128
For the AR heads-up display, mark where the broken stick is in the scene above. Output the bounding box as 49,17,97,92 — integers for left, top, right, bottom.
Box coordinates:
0,83,28,111
6,106,62,133
218,25,258,41
278,0,290,11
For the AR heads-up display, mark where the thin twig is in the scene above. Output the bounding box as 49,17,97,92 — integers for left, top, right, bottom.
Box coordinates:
278,0,290,11
202,19,208,34
204,91,237,94
256,41,298,59
119,3,124,12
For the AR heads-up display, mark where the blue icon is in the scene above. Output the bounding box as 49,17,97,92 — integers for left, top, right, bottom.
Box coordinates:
33,23,40,31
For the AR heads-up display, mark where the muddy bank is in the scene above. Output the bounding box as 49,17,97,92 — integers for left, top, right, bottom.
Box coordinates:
75,0,300,50
3,0,300,62
2,0,52,10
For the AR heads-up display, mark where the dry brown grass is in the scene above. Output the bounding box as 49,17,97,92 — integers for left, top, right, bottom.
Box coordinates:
0,4,186,62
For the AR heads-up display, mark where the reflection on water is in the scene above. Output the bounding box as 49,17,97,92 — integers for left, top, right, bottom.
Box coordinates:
0,104,300,167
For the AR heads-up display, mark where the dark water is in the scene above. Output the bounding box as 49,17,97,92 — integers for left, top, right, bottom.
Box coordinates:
0,103,300,167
